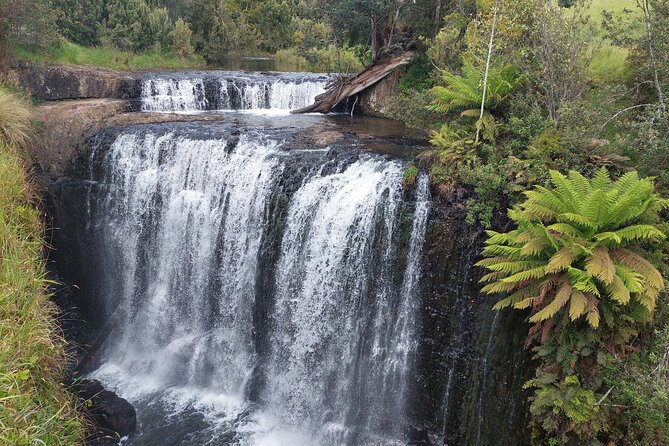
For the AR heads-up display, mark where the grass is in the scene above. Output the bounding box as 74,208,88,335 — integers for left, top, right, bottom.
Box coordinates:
589,0,637,16
0,86,85,445
586,0,639,82
14,40,206,71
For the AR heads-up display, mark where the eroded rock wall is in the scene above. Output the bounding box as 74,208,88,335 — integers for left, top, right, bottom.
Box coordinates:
6,61,141,101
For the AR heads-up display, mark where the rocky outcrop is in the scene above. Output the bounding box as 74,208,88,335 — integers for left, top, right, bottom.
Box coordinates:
71,379,136,445
358,68,401,118
7,61,140,101
30,99,224,184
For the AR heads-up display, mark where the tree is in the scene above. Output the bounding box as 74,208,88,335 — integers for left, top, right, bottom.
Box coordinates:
477,168,667,443
479,168,665,328
319,0,415,62
428,60,522,140
171,18,193,57
523,0,593,124
0,0,59,58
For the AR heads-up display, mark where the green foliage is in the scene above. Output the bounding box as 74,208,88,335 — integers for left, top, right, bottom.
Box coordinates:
0,87,85,446
0,87,33,147
0,0,59,53
506,95,549,156
478,167,667,444
459,157,527,228
429,61,522,115
428,61,522,141
171,18,194,58
399,53,436,93
526,374,605,443
383,89,438,132
427,124,480,167
426,12,469,70
100,0,173,51
524,127,572,174
602,313,669,446
14,40,205,70
275,45,363,72
403,164,419,188
479,168,666,327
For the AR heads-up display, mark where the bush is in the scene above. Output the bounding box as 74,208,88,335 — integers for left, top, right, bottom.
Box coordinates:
171,18,194,58
477,167,667,444
398,53,436,93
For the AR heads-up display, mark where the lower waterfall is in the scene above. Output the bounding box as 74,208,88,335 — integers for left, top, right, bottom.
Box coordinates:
82,125,430,445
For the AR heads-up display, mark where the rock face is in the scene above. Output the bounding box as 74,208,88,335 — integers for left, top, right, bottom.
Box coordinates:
358,68,401,118
7,61,140,101
30,98,224,184
70,379,136,445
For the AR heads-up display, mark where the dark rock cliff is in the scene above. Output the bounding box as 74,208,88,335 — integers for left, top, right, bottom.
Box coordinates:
7,61,141,101
43,122,533,445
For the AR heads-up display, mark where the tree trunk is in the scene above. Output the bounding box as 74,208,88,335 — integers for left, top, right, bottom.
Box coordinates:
371,16,380,62
476,4,499,143
638,0,666,114
434,0,443,36
292,51,416,114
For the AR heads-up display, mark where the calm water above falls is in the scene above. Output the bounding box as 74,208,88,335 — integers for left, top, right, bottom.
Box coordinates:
83,122,430,445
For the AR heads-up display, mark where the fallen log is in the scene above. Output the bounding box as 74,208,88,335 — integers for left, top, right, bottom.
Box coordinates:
291,50,415,114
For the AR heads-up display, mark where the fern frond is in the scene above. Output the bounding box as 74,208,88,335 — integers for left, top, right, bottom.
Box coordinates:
546,223,584,238
556,212,595,230
612,225,666,245
583,189,609,231
584,246,616,286
545,247,577,273
586,295,601,328
614,264,645,294
530,282,572,323
482,280,522,294
501,266,547,284
567,267,601,297
611,249,665,291
569,290,588,320
492,282,541,310
605,274,631,305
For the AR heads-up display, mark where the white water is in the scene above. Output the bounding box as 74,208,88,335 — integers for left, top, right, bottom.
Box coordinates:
141,74,328,113
86,128,430,445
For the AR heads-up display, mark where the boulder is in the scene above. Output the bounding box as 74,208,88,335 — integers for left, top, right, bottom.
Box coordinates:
71,379,137,439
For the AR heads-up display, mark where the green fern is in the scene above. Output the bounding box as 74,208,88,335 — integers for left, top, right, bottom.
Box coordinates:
477,167,667,330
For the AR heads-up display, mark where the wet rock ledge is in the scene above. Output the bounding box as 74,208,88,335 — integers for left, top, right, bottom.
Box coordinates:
6,61,141,101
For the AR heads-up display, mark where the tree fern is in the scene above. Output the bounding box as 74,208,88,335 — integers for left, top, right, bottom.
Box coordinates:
477,167,666,331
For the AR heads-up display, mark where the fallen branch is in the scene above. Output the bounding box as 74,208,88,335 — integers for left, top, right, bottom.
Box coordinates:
292,51,415,114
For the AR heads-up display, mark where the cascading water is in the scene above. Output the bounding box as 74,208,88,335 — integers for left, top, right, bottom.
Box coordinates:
141,72,329,113
82,124,430,445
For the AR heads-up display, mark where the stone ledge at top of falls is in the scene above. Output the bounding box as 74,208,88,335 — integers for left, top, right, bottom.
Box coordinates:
6,61,142,101
28,98,230,185
5,61,332,103
28,98,409,188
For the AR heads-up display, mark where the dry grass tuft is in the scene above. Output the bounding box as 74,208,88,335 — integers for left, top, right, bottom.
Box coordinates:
0,87,33,147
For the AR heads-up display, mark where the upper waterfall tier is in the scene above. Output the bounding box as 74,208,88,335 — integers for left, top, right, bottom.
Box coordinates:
140,72,330,113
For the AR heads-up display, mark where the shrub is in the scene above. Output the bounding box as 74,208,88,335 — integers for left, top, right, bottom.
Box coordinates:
0,87,33,147
477,167,667,444
171,18,194,58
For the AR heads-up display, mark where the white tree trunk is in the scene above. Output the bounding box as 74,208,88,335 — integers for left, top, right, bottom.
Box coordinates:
476,4,499,143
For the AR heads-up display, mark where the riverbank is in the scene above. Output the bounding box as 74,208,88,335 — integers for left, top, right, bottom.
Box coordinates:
0,94,85,443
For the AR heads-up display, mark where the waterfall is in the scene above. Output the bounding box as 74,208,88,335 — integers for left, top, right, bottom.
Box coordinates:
84,126,430,445
140,73,329,113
